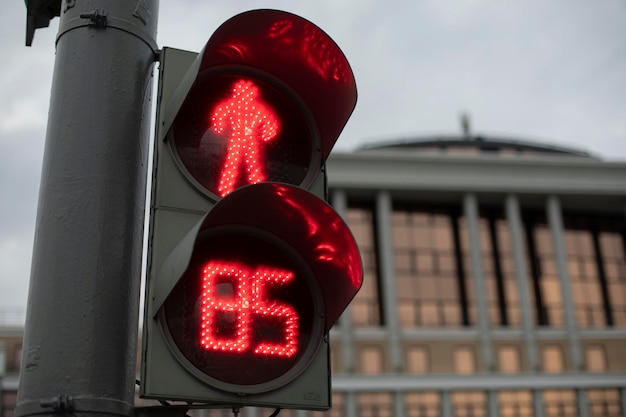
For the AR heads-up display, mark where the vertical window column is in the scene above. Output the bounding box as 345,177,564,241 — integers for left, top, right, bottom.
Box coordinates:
441,391,453,417
487,391,498,417
506,195,539,371
393,392,405,417
534,390,546,417
463,193,493,371
0,342,6,375
244,407,259,417
546,196,582,370
346,392,358,417
603,213,626,326
376,191,402,371
576,389,590,417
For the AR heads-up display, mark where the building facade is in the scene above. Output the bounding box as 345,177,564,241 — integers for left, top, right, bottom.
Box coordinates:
2,136,626,417
0,322,21,417
323,137,626,417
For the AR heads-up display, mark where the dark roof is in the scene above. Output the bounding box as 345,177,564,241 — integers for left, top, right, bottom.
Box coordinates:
359,134,597,159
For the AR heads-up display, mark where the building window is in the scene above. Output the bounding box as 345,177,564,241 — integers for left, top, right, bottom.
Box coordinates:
542,345,565,373
10,343,21,373
405,392,440,417
357,392,393,417
405,345,429,374
452,391,486,417
392,204,471,327
588,389,623,417
523,212,564,327
598,218,626,327
480,211,521,327
543,390,578,417
359,344,385,374
585,345,607,372
310,393,344,417
498,390,533,417
498,345,522,373
563,215,626,328
454,346,476,374
345,203,382,327
330,343,339,374
1,391,17,417
564,217,608,327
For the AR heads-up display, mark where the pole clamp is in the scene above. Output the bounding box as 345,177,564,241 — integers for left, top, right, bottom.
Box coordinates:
57,10,158,56
79,9,108,28
40,395,74,413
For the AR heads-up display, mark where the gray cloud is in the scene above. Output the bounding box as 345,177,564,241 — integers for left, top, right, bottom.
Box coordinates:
0,0,625,312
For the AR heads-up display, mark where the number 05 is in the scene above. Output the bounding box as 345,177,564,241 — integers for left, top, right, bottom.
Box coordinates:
199,261,300,357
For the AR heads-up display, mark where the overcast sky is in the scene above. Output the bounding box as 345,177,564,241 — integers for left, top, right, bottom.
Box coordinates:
1,0,625,318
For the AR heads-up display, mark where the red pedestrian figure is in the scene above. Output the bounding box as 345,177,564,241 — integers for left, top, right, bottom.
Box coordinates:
211,80,281,197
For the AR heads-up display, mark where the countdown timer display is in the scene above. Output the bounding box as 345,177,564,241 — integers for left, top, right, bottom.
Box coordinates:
161,230,323,394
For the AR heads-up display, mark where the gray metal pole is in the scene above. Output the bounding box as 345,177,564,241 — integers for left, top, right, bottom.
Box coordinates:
16,1,159,417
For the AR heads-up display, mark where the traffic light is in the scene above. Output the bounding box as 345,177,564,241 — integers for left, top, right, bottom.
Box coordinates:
24,0,61,46
140,9,362,410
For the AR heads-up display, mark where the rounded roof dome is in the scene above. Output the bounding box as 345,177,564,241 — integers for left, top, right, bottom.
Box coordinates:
359,134,597,159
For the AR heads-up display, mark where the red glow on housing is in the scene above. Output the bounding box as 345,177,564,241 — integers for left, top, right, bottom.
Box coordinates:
169,10,357,200
211,80,281,197
200,261,299,358
199,183,364,330
267,20,351,84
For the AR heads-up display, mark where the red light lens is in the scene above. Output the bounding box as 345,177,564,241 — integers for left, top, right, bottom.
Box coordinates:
162,230,322,392
200,183,364,331
199,262,299,358
196,9,357,163
170,75,316,199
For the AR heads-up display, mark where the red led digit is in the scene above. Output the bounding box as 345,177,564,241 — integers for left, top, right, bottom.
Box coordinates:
211,80,281,197
251,268,299,357
199,261,300,358
200,262,250,352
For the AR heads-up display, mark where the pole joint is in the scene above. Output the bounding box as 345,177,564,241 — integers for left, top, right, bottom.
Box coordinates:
19,396,134,417
79,9,108,28
40,395,75,413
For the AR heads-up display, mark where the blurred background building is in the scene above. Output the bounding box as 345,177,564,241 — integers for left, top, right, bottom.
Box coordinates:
2,133,626,417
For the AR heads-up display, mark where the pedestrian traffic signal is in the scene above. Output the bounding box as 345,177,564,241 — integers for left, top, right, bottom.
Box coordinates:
140,9,361,411
24,0,61,46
